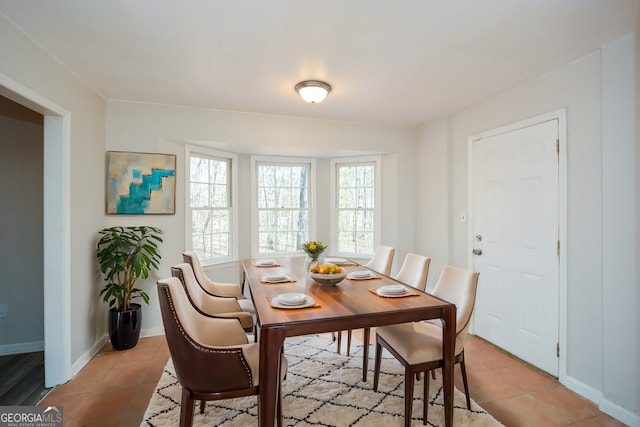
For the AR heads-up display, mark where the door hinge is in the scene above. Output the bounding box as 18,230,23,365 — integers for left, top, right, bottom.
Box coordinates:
557,342,560,358
556,139,559,153
557,240,560,256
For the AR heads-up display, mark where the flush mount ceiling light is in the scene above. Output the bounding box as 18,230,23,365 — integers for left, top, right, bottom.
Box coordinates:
295,80,331,104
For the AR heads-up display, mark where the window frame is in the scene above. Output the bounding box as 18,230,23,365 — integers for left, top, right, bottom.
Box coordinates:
184,145,238,265
250,156,317,258
330,156,381,257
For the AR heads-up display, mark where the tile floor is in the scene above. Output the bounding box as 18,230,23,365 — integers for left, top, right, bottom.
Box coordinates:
39,334,627,426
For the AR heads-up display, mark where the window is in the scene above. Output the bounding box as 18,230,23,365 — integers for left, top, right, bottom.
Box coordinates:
186,147,237,263
253,158,314,255
332,158,380,255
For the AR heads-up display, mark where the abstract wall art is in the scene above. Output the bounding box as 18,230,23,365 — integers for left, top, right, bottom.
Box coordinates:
106,151,176,215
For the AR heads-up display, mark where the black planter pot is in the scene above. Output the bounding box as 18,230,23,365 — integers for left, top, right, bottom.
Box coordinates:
109,303,142,350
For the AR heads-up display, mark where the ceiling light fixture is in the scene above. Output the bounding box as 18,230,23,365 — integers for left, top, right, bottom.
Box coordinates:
295,80,331,104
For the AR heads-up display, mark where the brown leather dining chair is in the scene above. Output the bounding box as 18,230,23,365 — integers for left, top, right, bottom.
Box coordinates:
372,265,479,426
157,277,288,427
182,251,255,314
171,262,255,334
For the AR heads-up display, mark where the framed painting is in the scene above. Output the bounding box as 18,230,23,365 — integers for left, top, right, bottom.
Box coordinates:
106,151,176,215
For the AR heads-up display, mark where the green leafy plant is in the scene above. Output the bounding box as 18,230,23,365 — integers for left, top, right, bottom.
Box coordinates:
96,226,163,311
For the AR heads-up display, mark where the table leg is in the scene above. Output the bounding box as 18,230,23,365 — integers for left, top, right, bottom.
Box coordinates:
258,326,285,427
442,306,456,427
362,327,370,381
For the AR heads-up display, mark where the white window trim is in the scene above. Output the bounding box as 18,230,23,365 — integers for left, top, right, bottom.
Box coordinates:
185,144,239,264
330,156,381,257
250,155,317,258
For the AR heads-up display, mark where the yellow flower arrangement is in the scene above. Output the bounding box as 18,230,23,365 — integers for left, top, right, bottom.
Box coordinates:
302,240,327,257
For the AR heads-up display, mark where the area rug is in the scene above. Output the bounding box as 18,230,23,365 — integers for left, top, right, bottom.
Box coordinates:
142,334,503,426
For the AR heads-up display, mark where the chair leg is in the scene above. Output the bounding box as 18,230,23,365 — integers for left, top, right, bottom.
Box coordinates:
277,377,283,427
336,330,342,354
346,330,352,356
180,388,195,427
373,342,383,391
459,352,471,410
404,371,415,427
199,399,205,414
423,370,430,425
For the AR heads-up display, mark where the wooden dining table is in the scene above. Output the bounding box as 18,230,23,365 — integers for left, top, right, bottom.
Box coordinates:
242,256,456,427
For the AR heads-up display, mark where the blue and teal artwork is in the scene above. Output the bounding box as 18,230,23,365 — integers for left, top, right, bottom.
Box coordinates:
106,151,176,214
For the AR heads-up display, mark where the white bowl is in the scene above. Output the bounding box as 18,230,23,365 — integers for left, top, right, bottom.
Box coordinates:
351,270,372,278
264,271,286,281
278,293,306,305
380,284,406,294
257,258,277,266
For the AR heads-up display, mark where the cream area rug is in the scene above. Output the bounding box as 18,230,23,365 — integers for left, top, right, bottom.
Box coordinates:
142,334,503,426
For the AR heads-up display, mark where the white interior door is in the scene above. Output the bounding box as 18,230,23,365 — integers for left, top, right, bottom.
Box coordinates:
471,119,559,376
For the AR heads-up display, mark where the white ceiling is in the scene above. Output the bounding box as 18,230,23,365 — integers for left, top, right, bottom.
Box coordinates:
0,0,637,126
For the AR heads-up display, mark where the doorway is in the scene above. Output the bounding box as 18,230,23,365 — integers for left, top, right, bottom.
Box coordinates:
469,110,566,377
0,74,71,387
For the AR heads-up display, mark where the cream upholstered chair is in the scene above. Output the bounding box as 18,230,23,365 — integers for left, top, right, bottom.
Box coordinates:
157,277,287,427
363,245,396,275
394,253,431,291
171,263,255,334
336,245,396,356
183,251,255,314
360,253,431,381
372,265,479,426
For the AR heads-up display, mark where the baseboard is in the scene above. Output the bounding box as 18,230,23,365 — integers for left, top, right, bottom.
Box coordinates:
71,335,108,378
562,375,639,426
600,399,640,427
141,327,165,338
0,340,44,356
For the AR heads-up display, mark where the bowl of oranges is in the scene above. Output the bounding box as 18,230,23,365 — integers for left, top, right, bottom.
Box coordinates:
309,264,347,285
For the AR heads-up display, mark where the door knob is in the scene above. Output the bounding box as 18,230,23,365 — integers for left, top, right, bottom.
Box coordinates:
475,234,483,242
473,248,482,256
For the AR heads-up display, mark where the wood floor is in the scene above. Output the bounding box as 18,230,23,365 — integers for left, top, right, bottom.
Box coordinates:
0,351,51,406
37,334,627,427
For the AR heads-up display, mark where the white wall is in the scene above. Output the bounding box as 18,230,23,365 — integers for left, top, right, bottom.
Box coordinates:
415,117,449,290
416,34,638,424
105,101,417,335
601,34,638,421
0,15,106,382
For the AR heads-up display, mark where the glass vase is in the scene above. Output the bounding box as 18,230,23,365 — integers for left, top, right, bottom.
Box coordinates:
304,252,325,272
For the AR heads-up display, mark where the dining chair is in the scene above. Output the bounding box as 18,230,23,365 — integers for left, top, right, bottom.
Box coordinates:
171,263,255,334
360,252,430,381
363,245,396,275
394,253,431,291
372,265,479,426
183,251,255,314
157,277,288,427
336,245,396,356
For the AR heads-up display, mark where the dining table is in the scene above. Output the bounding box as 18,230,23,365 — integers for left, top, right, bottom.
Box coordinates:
242,256,457,427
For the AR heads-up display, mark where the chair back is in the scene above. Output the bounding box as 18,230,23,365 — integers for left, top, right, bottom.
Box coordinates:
394,253,431,291
364,245,395,275
156,278,255,393
171,263,209,311
432,265,479,344
183,250,207,285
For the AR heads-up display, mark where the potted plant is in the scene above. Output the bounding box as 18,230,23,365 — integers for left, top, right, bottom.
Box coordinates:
96,226,163,350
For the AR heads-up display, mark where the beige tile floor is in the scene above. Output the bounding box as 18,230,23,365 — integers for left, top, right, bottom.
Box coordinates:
39,334,627,426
